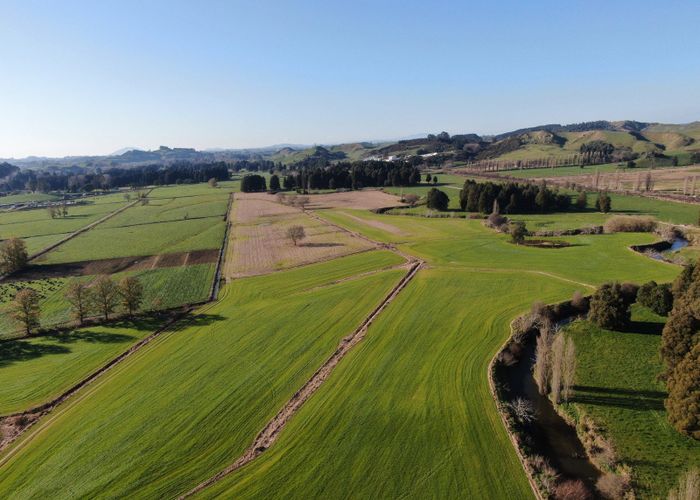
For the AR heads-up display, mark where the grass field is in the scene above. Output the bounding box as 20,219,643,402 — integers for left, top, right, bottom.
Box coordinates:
0,317,164,415
0,193,60,205
36,185,231,264
564,306,700,498
0,182,691,498
200,269,578,499
0,264,216,338
0,193,130,255
0,252,405,498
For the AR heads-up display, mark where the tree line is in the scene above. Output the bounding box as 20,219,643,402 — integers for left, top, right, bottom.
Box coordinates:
458,180,573,214
2,161,230,193
10,275,145,336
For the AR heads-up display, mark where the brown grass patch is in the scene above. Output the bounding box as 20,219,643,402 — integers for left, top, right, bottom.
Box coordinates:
305,189,404,210
224,194,375,278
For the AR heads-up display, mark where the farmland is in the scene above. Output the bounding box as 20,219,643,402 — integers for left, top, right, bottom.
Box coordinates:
0,179,697,499
0,253,406,497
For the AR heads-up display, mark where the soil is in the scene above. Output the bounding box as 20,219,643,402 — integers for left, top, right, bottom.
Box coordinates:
304,189,406,210
7,249,218,281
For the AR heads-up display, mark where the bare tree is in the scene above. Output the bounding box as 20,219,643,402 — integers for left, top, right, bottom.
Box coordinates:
11,288,41,335
0,237,29,274
119,276,144,316
61,202,68,217
509,397,536,424
562,338,577,401
208,177,218,188
533,327,553,396
92,275,119,321
66,280,91,325
550,333,565,403
47,205,58,218
668,468,700,500
286,225,306,246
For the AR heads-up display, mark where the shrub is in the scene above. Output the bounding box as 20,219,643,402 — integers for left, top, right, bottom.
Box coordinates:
426,188,449,211
486,212,507,228
554,479,591,500
596,473,631,499
588,283,630,330
571,291,588,312
510,221,528,244
637,281,673,315
603,215,656,233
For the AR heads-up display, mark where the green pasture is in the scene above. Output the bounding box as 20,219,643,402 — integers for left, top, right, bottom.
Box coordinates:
0,193,60,205
564,306,700,498
0,317,163,415
0,252,404,498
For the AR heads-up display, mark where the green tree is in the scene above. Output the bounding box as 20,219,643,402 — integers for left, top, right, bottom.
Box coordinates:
665,343,700,439
269,174,281,192
119,276,144,317
661,302,698,376
636,281,673,315
0,237,29,274
426,188,449,211
425,173,432,183
588,282,630,330
11,288,41,335
575,191,587,210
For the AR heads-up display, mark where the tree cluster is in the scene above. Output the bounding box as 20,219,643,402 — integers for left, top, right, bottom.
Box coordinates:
458,180,572,214
240,174,267,192
588,282,636,330
662,262,700,438
426,188,449,211
281,161,421,191
1,161,230,193
637,281,673,315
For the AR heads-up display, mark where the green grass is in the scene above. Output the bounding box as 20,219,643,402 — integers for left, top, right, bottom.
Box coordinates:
0,193,60,204
0,317,164,415
200,269,578,499
564,305,700,498
0,264,217,339
34,184,232,264
0,252,404,498
0,193,130,255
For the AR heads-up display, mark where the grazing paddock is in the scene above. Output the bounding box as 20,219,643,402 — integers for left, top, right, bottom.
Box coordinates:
225,193,375,278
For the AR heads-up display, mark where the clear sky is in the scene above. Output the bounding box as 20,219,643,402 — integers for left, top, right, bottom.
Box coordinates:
1,0,700,158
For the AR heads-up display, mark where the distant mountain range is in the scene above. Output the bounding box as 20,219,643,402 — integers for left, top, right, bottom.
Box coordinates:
4,120,699,170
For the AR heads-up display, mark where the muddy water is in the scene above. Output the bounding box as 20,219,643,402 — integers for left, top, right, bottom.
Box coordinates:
504,337,601,488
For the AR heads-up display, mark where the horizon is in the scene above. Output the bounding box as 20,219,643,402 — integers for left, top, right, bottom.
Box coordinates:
3,117,700,161
2,0,700,158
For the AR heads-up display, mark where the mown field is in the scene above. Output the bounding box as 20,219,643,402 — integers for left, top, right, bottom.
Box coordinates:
0,252,405,498
564,306,700,498
0,193,130,255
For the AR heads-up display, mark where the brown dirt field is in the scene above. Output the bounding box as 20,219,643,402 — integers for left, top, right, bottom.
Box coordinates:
304,189,405,210
540,166,700,194
8,249,218,281
224,194,376,278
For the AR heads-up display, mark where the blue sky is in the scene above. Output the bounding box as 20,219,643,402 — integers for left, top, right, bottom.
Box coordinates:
1,0,699,158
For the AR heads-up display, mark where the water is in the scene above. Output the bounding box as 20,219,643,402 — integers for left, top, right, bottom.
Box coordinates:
669,237,689,252
503,337,601,488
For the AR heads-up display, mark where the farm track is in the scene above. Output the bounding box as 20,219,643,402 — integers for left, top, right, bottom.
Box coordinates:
179,259,423,498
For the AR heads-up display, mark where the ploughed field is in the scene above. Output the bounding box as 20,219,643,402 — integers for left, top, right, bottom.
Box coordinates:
0,182,696,499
